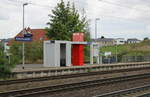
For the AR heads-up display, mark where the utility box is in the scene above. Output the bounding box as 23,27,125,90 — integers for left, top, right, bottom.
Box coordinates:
44,40,71,67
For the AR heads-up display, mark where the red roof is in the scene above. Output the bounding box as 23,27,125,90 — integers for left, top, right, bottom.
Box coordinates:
15,27,48,41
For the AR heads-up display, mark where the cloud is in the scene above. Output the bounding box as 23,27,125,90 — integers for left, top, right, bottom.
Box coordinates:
0,0,150,39
0,6,9,20
0,15,9,20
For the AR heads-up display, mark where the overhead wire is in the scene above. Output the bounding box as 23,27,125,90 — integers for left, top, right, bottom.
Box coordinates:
86,7,145,20
5,0,150,16
71,0,150,23
6,0,54,9
1,0,149,39
98,0,150,14
28,2,54,9
78,0,150,25
4,0,150,24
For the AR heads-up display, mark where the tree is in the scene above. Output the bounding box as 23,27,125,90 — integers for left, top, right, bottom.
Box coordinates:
144,37,149,41
0,43,16,78
101,36,105,39
46,0,90,41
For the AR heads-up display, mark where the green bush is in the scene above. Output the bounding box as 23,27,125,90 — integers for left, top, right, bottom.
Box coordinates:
9,41,43,64
84,46,90,63
0,44,16,78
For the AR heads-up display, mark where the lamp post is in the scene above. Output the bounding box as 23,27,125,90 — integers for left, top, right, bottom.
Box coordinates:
22,3,28,69
95,18,101,64
115,44,118,63
95,18,100,39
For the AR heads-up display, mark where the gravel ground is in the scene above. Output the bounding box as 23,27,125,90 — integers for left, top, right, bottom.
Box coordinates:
42,77,150,97
122,88,150,97
0,68,150,93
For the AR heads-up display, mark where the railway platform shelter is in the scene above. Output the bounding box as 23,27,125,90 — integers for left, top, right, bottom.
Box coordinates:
44,40,100,67
44,33,100,67
44,40,71,67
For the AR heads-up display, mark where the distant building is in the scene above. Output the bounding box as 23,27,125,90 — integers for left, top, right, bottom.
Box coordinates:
8,27,48,45
15,27,48,41
115,38,126,45
127,38,141,44
93,38,116,46
5,27,48,55
1,39,12,55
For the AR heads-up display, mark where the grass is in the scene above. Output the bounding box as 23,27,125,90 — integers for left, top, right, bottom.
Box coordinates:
100,40,150,56
101,45,128,55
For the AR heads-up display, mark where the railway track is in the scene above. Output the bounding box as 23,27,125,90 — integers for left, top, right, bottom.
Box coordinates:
136,93,150,97
0,66,150,86
0,73,150,97
94,84,150,97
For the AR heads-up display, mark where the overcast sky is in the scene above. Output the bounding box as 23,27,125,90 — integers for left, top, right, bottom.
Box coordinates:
0,0,150,40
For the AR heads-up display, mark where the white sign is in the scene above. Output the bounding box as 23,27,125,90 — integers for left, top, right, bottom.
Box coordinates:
93,45,99,56
104,52,111,56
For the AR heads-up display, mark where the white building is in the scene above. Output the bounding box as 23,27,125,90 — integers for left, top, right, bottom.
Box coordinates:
4,42,10,54
127,38,141,44
1,39,11,55
115,38,126,45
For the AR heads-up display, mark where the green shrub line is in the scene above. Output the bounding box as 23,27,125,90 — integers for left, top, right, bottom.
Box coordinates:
100,40,150,62
0,43,16,79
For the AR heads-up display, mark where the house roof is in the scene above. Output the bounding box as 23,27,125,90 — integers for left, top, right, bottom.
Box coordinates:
15,27,48,41
115,38,125,40
8,28,48,45
127,38,140,41
93,38,115,42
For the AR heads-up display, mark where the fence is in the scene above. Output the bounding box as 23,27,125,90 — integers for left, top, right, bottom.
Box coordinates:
101,55,150,64
122,56,150,63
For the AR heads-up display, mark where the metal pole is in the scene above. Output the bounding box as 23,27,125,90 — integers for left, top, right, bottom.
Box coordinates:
95,18,100,39
115,44,118,63
95,19,97,39
22,3,28,69
90,43,93,64
95,18,100,64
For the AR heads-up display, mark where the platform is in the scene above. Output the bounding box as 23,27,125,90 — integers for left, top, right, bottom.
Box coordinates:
11,62,150,79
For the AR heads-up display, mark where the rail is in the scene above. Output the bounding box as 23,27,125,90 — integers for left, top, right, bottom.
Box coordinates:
0,73,150,97
94,84,150,97
136,93,150,97
0,67,150,86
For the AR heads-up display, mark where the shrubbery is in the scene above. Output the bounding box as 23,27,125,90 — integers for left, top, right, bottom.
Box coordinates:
0,44,17,78
9,41,43,64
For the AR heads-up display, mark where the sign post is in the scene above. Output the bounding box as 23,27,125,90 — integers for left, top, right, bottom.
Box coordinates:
15,31,32,70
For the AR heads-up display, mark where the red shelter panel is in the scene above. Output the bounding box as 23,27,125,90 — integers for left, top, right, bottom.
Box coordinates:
72,32,85,66
72,33,84,42
72,44,84,66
